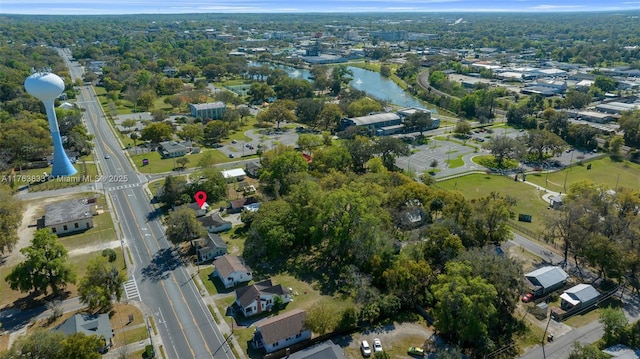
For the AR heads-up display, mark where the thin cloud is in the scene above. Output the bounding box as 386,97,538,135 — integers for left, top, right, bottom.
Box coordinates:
530,4,585,10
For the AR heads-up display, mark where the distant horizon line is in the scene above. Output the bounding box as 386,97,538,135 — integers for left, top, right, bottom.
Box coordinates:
3,9,640,16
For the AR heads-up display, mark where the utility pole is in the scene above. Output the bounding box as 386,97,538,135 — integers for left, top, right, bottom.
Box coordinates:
542,312,553,359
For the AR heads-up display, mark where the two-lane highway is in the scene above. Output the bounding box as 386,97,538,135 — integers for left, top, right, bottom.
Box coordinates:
76,81,233,358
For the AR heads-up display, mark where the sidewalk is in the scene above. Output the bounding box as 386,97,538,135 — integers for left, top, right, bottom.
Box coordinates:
187,264,248,359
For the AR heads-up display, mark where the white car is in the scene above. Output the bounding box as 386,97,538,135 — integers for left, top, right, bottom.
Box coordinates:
360,340,371,357
373,338,383,352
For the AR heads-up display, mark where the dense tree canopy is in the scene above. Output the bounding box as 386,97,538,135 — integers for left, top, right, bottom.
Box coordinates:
6,229,76,296
0,185,23,254
78,256,126,312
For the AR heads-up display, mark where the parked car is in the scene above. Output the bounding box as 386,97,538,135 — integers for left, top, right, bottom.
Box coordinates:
231,140,237,144
522,293,534,303
373,338,383,353
360,340,371,357
408,347,425,357
228,153,235,158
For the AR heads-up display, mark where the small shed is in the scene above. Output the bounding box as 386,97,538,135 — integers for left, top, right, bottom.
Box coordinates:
550,195,563,209
221,168,246,182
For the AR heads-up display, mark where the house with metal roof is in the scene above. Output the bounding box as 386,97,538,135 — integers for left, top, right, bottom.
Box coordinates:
525,266,569,296
560,283,600,310
252,309,311,353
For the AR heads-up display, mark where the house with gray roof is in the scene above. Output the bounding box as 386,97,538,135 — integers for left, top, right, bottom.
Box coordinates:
197,212,232,233
56,313,113,353
525,266,569,296
560,283,600,310
252,309,311,353
212,255,252,288
157,141,194,158
196,233,227,262
179,201,209,217
42,198,96,236
235,279,292,317
287,341,346,359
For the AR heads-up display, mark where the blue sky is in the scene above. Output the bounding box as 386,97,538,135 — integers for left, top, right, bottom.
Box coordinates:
2,0,640,15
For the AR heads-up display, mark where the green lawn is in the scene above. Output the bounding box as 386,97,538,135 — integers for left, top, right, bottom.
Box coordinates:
446,155,466,169
526,157,640,193
8,159,98,192
59,207,117,251
438,174,550,234
0,247,125,308
131,150,235,173
113,326,149,347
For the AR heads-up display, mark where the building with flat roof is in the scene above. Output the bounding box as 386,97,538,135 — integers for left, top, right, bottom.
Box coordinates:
42,198,96,236
221,168,246,182
190,102,226,120
596,102,640,115
340,113,402,135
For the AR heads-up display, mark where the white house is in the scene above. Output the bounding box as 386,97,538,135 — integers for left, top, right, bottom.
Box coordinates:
235,279,292,317
212,255,252,289
195,233,227,262
252,309,311,353
197,212,232,233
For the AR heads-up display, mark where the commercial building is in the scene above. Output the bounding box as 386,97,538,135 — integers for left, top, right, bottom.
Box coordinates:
41,198,96,236
190,102,226,121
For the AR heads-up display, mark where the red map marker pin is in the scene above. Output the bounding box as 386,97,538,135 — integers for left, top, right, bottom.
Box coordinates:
194,191,207,208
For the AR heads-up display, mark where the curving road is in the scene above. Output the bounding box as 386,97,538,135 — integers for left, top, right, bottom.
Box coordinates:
62,47,234,358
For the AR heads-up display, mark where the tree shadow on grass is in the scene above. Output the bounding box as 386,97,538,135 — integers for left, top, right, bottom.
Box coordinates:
141,247,183,283
0,291,69,331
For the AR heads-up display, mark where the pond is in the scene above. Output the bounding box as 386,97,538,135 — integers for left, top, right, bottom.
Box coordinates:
248,61,432,110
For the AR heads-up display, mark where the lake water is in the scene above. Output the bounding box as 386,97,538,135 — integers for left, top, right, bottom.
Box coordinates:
248,61,430,110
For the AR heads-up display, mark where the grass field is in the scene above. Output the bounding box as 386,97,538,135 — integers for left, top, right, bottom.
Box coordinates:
7,160,98,192
527,157,640,193
437,173,550,234
0,246,125,309
131,149,238,174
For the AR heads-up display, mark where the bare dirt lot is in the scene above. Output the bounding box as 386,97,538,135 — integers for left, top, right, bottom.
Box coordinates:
3,195,78,268
336,322,434,358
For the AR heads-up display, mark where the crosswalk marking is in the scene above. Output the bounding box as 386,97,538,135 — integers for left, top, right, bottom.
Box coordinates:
124,276,141,300
106,183,141,192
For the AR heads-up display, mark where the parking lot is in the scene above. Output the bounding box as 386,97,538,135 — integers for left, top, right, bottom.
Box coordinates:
218,128,300,158
396,126,602,179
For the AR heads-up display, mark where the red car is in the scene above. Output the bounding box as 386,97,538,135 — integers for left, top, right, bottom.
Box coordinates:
521,293,534,303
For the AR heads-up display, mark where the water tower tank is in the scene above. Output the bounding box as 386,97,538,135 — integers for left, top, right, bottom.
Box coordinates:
24,72,65,101
24,72,77,177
